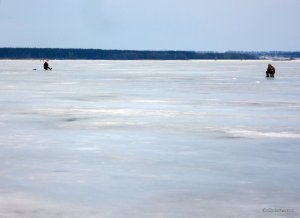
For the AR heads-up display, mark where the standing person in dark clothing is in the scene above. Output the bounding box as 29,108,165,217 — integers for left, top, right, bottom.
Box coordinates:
266,64,275,78
44,61,52,70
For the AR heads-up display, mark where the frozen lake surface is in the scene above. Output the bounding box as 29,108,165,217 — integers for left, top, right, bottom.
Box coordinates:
0,60,299,218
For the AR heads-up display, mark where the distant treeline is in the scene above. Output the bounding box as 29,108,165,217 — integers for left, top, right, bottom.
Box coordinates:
0,48,299,60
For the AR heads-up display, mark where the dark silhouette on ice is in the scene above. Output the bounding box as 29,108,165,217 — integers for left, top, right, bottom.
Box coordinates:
266,64,275,78
44,61,52,70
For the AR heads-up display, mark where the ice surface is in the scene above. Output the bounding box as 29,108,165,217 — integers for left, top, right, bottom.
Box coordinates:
0,60,299,218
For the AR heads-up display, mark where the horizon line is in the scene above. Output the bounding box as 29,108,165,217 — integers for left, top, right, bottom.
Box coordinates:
1,47,300,53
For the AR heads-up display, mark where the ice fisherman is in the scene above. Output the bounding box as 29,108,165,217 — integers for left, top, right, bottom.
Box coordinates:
266,64,275,78
44,61,52,70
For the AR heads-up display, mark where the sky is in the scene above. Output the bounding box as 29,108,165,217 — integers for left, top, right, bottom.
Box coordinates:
0,0,299,51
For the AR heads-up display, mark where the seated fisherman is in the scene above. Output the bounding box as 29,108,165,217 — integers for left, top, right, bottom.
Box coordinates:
266,64,275,78
44,61,52,70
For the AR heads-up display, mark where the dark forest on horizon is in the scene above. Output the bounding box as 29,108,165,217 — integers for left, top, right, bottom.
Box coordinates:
0,48,299,60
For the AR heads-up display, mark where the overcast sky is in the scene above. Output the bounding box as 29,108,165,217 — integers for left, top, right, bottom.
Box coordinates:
0,0,299,51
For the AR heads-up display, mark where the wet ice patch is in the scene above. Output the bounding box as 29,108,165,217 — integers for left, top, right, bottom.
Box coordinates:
73,147,102,151
36,108,207,118
228,129,300,138
52,82,79,85
131,99,169,103
0,191,106,218
209,127,300,139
